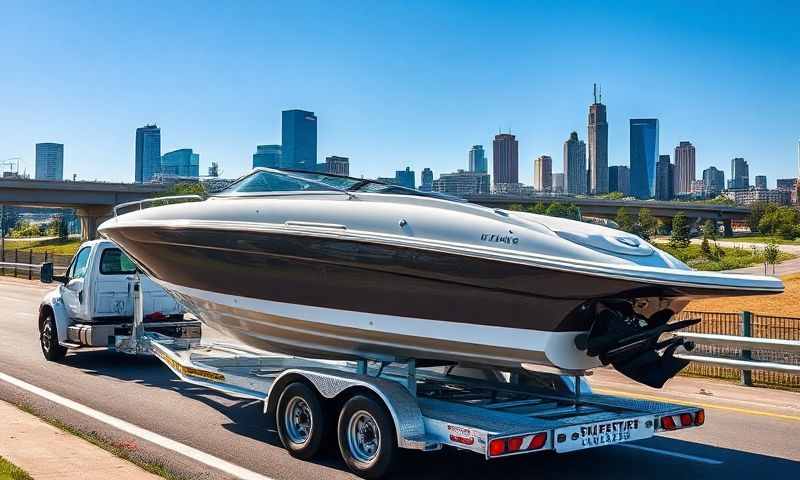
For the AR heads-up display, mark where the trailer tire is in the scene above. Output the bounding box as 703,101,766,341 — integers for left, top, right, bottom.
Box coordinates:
275,382,325,460
337,395,396,479
40,313,66,362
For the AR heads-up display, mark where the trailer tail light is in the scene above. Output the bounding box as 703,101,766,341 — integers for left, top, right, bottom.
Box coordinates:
489,439,506,457
488,432,548,458
679,413,693,427
660,415,677,430
507,437,524,452
660,410,704,431
694,409,705,426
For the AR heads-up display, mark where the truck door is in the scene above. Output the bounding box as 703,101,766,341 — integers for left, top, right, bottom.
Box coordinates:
62,246,92,319
93,246,136,318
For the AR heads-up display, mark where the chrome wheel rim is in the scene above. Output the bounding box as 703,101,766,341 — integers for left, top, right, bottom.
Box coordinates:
347,410,381,464
284,396,312,445
41,322,52,353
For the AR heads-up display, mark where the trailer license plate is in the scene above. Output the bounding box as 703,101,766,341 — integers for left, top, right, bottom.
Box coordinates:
555,416,653,453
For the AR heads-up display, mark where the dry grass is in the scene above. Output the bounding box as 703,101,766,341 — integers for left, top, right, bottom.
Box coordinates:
686,273,800,316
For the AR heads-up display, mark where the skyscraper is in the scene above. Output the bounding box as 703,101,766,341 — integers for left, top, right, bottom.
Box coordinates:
608,165,630,195
587,84,608,194
673,141,696,194
655,154,675,200
161,148,200,177
253,145,282,169
325,156,349,176
208,162,219,177
533,155,552,192
420,168,434,192
755,175,767,190
35,143,63,180
702,166,725,197
563,131,587,195
281,109,317,170
728,157,749,190
135,124,161,183
629,119,659,198
492,134,518,187
552,173,565,193
469,145,487,173
395,167,415,189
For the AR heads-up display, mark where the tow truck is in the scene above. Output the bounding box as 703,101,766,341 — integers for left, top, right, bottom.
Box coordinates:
38,240,705,479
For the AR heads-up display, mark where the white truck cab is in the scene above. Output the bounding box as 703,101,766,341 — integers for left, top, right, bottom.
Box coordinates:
38,239,201,361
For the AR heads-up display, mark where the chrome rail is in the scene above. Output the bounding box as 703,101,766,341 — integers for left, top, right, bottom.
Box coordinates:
673,332,800,375
113,195,203,217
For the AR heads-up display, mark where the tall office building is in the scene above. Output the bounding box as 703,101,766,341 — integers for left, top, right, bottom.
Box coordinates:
655,155,675,200
420,168,434,192
325,156,349,176
208,162,219,177
253,145,282,169
281,109,317,170
431,170,490,196
755,175,767,190
728,157,749,190
552,173,565,193
629,119,659,198
395,167,415,189
673,141,695,194
563,131,587,195
587,84,608,194
492,134,519,187
777,178,798,191
35,143,64,180
469,145,487,173
135,124,161,183
533,155,552,192
161,148,200,177
703,166,725,197
608,165,630,195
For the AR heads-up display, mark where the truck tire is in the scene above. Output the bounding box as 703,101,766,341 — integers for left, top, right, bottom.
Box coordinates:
40,313,67,362
275,382,325,460
337,395,396,479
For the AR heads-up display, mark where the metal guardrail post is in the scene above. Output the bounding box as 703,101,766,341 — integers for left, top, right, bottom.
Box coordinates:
13,249,17,278
28,250,32,280
741,311,753,386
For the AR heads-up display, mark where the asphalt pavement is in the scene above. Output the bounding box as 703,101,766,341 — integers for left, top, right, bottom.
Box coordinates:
0,276,798,479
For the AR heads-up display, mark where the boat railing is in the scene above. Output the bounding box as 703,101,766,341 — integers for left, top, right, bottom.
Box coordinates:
113,195,204,217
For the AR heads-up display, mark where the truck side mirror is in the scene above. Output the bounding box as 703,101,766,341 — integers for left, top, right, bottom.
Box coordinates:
40,262,53,284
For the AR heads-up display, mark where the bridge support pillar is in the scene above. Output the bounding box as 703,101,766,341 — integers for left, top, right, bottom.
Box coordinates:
722,219,733,238
76,206,114,241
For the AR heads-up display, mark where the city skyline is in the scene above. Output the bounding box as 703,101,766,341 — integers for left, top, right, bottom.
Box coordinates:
2,2,798,186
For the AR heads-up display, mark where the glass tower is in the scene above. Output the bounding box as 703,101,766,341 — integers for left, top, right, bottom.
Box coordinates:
161,148,200,177
135,125,161,183
35,143,64,180
281,110,317,171
253,145,282,169
468,145,487,173
629,119,659,199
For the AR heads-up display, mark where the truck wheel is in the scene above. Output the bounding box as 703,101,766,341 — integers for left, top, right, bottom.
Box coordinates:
276,382,325,460
337,395,396,479
40,314,67,362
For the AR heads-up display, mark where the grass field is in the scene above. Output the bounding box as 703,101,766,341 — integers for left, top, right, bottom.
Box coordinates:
656,242,795,271
687,273,800,316
0,457,32,480
729,234,800,245
2,238,81,256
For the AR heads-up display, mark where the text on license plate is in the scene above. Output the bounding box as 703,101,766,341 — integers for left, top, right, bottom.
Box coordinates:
555,416,653,453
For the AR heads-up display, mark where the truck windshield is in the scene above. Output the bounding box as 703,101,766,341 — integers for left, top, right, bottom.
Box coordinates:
99,248,137,275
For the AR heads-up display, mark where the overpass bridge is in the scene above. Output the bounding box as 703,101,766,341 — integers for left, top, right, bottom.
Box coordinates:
465,194,750,235
0,179,168,239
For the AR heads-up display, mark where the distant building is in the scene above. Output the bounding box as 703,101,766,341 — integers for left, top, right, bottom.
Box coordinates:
432,170,490,196
35,143,64,180
587,84,608,194
725,188,790,206
690,179,705,195
629,118,659,198
552,173,565,193
673,141,695,194
282,109,317,170
161,148,200,177
493,134,519,188
253,145,281,169
563,131,587,195
395,167,415,189
755,175,767,190
655,154,675,200
208,162,219,177
135,124,161,183
420,168,434,192
324,156,349,176
702,166,725,197
608,165,630,195
728,157,749,190
777,178,798,191
469,145,487,173
533,155,552,192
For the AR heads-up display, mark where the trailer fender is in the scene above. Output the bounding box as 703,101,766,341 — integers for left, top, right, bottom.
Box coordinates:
267,368,428,450
39,290,70,344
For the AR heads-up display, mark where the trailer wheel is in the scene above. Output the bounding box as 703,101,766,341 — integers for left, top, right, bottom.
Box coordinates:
275,382,325,460
337,395,396,479
40,313,66,362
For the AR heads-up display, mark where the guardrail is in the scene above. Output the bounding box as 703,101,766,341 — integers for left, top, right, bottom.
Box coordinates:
0,261,58,282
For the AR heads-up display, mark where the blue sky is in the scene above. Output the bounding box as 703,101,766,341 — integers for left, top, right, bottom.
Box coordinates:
1,0,798,186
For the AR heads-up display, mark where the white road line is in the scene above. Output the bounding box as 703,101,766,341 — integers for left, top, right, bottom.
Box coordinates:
0,371,276,480
618,443,723,464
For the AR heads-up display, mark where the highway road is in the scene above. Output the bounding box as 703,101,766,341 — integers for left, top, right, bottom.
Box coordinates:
0,276,798,479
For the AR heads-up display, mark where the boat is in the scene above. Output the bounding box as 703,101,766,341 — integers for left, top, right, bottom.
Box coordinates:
97,168,784,387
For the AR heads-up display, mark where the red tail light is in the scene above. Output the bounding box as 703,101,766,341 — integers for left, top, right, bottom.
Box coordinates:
679,413,693,427
507,437,524,452
694,410,705,426
661,415,677,430
489,439,506,457
528,432,547,450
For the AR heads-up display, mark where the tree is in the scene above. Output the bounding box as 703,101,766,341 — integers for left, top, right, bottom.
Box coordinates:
700,237,713,259
748,202,769,233
531,202,547,215
670,212,691,248
637,208,658,241
758,205,800,239
764,241,780,275
615,207,635,233
702,219,717,241
158,181,206,198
